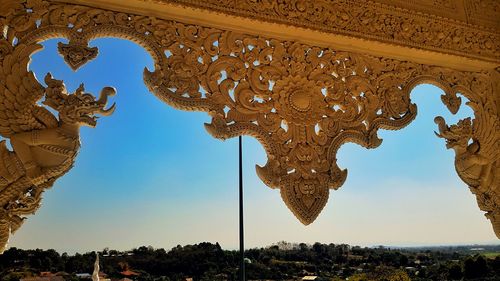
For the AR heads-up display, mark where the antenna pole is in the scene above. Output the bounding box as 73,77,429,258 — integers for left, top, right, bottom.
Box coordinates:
239,136,245,281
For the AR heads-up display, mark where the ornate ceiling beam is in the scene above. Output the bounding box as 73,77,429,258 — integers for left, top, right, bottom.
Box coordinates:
53,0,500,72
0,0,498,252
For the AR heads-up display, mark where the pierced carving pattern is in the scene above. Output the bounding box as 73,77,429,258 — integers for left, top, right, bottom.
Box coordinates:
198,39,424,224
162,0,500,62
0,0,498,250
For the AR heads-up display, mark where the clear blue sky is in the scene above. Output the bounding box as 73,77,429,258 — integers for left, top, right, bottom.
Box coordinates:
8,38,499,254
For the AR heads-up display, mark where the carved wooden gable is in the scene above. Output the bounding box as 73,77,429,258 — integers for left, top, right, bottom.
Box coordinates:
0,0,498,252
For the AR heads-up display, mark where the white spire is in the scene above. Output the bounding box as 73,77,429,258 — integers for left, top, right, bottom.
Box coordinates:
92,252,100,281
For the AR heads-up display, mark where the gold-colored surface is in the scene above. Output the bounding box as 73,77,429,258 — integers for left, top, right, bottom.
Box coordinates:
0,0,498,251
0,0,117,250
147,0,500,61
375,0,499,31
373,0,468,22
50,0,500,72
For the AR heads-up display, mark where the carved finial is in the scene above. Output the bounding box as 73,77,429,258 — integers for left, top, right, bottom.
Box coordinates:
57,42,98,71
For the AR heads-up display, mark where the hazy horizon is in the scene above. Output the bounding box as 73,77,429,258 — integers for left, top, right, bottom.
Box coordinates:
7,241,500,256
7,38,499,254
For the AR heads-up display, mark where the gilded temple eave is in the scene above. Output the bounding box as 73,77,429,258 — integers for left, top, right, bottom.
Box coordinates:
0,0,498,252
51,0,500,72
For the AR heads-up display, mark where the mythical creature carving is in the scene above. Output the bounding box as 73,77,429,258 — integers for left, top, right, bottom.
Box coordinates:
57,42,99,71
434,77,500,237
0,40,116,252
0,0,498,249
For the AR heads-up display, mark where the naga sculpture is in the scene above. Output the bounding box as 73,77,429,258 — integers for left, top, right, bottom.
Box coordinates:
0,44,116,253
435,114,499,236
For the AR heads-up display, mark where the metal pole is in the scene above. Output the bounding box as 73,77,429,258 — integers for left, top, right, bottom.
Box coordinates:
239,136,245,281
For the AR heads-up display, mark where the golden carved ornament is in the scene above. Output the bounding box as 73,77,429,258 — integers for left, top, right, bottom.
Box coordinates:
0,0,498,252
0,1,117,250
160,0,500,63
57,41,99,71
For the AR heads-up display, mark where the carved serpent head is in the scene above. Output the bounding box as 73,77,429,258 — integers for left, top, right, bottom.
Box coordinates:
434,116,473,153
42,73,116,127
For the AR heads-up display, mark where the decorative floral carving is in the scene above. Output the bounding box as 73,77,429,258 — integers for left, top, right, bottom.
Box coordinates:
163,0,500,62
0,0,498,246
272,76,326,126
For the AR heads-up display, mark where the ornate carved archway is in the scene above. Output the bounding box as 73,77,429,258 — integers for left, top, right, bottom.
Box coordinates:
0,0,498,252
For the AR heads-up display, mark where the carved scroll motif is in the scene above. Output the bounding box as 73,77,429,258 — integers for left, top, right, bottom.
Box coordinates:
0,0,498,250
164,0,500,62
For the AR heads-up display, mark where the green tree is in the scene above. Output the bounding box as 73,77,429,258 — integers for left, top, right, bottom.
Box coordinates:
464,255,488,279
448,263,462,280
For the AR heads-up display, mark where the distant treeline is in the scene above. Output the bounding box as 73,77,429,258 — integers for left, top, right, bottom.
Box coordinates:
1,242,499,280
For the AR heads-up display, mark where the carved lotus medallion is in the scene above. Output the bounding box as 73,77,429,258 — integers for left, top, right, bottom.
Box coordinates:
273,76,326,126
